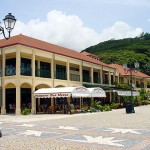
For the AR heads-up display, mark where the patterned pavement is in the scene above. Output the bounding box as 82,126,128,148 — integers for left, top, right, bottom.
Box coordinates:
0,106,150,150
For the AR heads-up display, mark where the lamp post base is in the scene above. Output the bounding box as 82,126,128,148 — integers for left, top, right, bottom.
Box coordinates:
125,102,135,114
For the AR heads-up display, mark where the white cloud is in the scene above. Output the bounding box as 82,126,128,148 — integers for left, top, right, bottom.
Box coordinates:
12,10,143,51
147,18,150,22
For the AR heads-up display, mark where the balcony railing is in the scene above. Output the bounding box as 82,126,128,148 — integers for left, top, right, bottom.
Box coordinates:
35,68,51,78
111,80,115,85
94,78,101,84
55,71,67,80
83,76,91,83
20,66,31,76
5,66,16,76
70,74,80,81
103,79,109,84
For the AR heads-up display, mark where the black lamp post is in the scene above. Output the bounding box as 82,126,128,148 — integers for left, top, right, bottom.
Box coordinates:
122,62,139,113
0,13,16,40
0,13,16,138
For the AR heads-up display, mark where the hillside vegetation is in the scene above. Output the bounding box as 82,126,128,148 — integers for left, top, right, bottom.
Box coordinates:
83,33,150,75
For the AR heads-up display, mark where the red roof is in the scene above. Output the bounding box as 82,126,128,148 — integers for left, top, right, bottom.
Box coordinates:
111,64,150,78
0,34,113,68
81,51,98,57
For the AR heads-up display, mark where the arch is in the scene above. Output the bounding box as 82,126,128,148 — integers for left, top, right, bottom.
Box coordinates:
55,85,65,88
5,83,15,88
21,83,32,88
35,84,51,89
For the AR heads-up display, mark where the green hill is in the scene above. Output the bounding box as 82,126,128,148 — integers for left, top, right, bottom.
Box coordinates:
82,32,150,75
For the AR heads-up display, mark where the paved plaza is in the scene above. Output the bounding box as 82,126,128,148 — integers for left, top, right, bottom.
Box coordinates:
0,105,150,150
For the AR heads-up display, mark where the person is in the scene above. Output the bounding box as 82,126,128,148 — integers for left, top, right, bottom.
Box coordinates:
9,104,14,113
70,103,74,109
64,102,71,114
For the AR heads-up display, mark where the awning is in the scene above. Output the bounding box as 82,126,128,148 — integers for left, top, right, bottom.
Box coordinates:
87,87,106,97
113,90,140,96
33,86,91,98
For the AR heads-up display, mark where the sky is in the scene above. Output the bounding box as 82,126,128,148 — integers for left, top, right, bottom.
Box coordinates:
1,0,150,51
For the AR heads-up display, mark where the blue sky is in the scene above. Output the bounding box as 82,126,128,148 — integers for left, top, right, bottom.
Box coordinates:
1,0,150,51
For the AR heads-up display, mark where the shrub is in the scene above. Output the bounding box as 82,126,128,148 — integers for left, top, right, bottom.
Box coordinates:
90,107,97,112
22,108,31,115
96,105,103,111
103,105,111,111
111,102,120,109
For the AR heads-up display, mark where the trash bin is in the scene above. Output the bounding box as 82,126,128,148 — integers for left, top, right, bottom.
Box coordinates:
125,102,135,113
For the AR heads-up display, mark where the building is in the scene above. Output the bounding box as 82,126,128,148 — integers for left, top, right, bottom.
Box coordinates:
112,64,150,91
0,34,150,115
0,34,117,115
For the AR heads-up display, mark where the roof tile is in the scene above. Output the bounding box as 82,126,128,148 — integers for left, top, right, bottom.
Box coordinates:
0,34,113,68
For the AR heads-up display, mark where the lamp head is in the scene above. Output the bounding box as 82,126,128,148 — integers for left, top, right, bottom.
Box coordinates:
3,13,16,34
122,64,127,69
134,62,139,69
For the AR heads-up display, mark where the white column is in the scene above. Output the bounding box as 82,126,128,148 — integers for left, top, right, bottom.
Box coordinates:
51,98,54,106
51,56,54,79
1,52,6,114
109,92,112,103
80,62,83,83
31,86,36,114
15,49,21,115
1,87,6,114
32,51,35,77
91,67,93,83
16,49,20,76
100,69,103,84
108,71,111,85
67,62,70,81
31,51,36,114
144,79,147,88
16,85,21,115
113,73,115,85
38,59,40,77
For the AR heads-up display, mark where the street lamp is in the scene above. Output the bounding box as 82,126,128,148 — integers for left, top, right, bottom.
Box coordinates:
0,13,16,40
0,13,16,138
122,62,139,113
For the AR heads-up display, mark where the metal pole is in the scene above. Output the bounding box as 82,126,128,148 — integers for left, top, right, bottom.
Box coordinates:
130,65,135,113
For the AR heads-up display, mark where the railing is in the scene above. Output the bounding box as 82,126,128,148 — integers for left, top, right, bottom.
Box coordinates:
83,76,91,83
103,79,109,84
40,69,51,78
94,78,101,84
111,80,115,85
55,71,67,80
20,66,32,76
5,66,16,76
35,68,51,78
70,74,80,81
